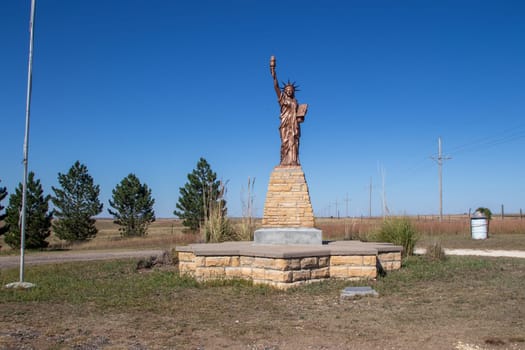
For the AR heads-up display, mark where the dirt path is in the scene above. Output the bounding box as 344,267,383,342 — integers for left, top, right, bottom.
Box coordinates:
2,247,524,270
414,247,525,258
0,249,165,270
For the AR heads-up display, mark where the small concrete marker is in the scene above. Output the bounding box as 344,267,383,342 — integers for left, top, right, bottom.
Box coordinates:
340,286,378,299
5,282,36,290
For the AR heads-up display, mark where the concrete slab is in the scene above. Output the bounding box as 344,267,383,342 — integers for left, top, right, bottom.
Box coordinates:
5,282,36,289
176,240,402,258
254,228,322,245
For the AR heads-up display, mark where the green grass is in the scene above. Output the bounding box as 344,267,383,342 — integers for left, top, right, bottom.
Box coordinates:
0,260,197,306
0,260,283,312
1,255,522,307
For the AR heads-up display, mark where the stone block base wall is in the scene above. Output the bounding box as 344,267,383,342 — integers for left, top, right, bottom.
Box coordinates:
178,245,403,290
378,251,402,271
261,166,315,228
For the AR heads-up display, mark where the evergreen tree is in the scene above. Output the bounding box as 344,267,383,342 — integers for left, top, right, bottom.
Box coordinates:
108,173,155,237
174,157,226,231
51,161,103,242
4,172,53,249
0,180,8,237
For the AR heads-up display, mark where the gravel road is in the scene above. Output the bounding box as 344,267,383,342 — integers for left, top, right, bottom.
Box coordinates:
1,247,524,270
0,249,165,270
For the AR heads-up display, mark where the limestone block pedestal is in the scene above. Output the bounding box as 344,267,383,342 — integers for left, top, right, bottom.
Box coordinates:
176,241,403,289
255,165,321,245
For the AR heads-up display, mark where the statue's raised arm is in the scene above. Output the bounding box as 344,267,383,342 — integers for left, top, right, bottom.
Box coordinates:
270,56,281,99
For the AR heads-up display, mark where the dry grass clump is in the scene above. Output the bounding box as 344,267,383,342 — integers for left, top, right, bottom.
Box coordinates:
204,203,237,243
425,240,447,261
236,177,257,241
203,180,258,243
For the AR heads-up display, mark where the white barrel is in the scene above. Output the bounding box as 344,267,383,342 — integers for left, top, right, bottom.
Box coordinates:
471,217,488,240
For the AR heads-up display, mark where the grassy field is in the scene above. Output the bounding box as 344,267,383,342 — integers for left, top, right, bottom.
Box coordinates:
1,256,524,349
2,215,525,254
317,216,525,250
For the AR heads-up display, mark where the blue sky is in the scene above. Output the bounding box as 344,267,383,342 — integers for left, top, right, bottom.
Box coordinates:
1,0,524,218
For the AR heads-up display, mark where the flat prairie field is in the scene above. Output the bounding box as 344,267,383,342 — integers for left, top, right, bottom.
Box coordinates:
2,216,524,253
1,255,524,349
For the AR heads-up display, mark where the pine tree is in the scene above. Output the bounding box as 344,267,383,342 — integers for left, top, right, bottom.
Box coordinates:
51,161,103,242
108,173,155,237
4,172,53,249
0,180,8,237
174,157,226,232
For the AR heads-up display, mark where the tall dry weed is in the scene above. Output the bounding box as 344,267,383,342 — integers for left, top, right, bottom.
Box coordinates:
425,240,447,261
237,177,257,241
203,181,237,243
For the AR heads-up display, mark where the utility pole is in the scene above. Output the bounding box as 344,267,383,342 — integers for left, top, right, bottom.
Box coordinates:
380,165,387,218
369,177,372,217
431,137,451,222
344,193,350,218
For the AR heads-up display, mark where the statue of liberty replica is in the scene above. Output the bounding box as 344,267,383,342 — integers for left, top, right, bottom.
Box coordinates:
254,56,321,245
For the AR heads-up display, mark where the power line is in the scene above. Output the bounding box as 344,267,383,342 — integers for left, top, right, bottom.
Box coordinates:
378,125,525,194
447,124,525,156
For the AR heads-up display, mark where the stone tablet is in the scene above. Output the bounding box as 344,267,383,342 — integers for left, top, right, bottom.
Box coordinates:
340,286,379,299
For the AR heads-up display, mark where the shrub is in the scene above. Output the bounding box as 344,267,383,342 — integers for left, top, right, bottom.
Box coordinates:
475,207,492,220
375,217,419,257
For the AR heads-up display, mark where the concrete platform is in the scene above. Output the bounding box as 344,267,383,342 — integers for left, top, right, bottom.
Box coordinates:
254,227,322,245
176,240,403,289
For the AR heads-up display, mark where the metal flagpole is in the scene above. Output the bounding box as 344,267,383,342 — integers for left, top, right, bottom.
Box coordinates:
20,0,38,283
6,0,37,289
